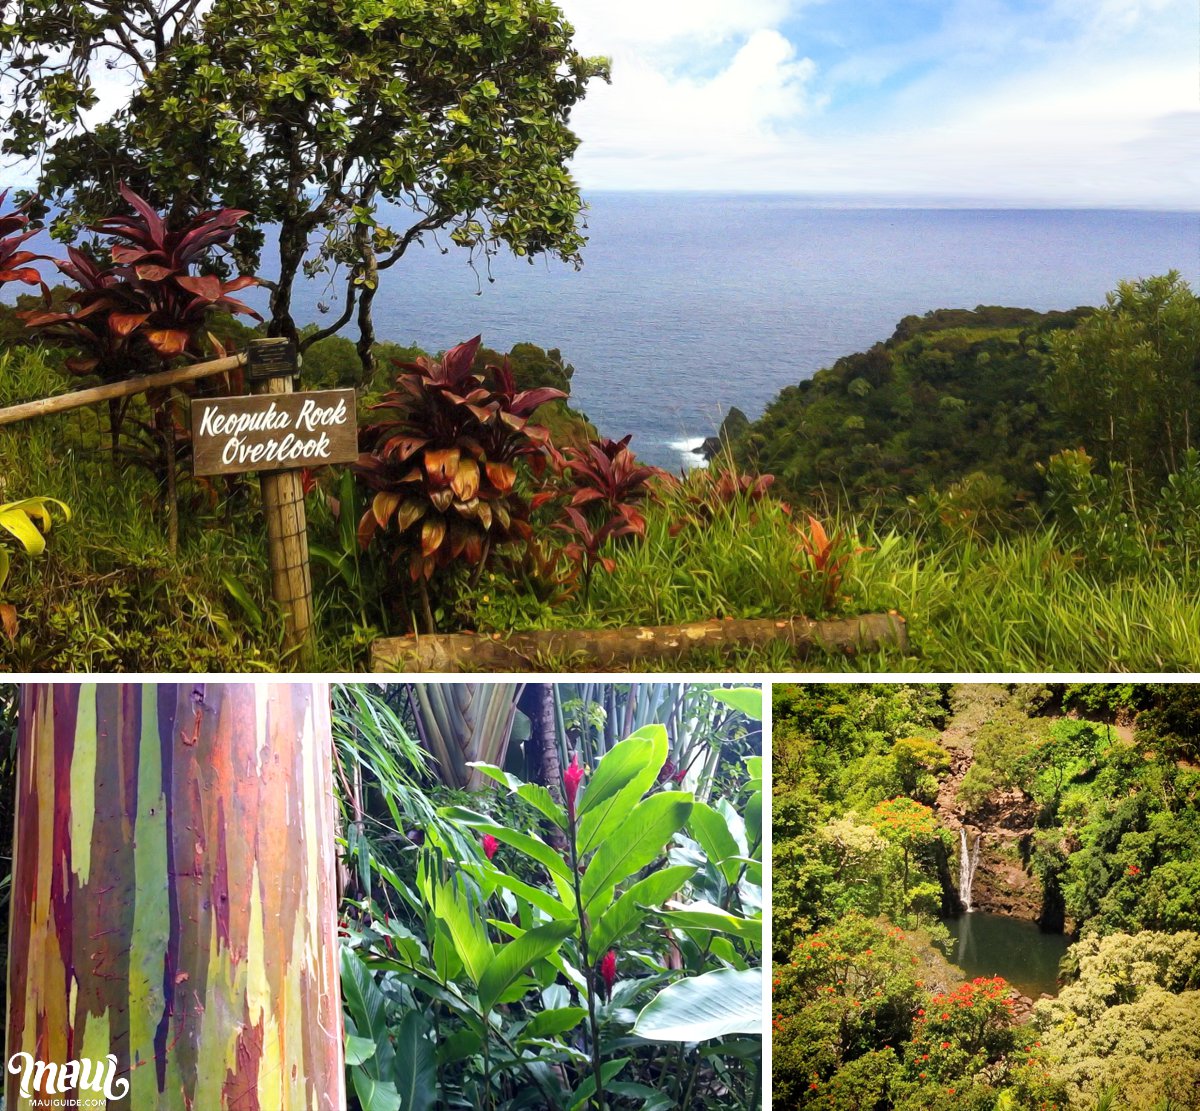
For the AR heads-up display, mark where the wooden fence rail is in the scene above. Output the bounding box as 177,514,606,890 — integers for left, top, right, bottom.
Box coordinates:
0,353,246,427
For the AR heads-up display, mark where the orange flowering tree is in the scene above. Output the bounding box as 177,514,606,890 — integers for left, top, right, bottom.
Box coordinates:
773,915,1067,1111
867,796,942,900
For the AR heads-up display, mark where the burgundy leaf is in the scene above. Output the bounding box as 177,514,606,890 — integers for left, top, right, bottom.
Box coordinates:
176,274,223,301
117,182,166,245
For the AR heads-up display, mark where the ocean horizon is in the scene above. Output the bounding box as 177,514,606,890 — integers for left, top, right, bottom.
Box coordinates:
281,193,1198,469
6,191,1196,470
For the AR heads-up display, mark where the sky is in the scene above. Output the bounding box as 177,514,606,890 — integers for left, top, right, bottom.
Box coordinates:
1,0,1195,207
560,0,1200,206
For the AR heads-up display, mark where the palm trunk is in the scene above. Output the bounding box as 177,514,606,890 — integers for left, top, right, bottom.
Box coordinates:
6,683,344,1110
521,683,566,850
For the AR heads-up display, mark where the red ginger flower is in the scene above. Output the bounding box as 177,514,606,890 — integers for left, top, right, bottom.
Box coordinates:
482,834,499,861
599,950,617,1000
564,752,585,820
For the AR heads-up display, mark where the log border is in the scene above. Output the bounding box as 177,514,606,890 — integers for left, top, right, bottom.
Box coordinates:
370,612,909,672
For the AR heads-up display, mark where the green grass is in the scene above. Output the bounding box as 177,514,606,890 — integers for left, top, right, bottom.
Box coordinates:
0,347,330,670
3,344,1198,672
855,528,1200,671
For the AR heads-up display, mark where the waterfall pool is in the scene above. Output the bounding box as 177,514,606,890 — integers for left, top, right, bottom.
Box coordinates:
943,912,1071,999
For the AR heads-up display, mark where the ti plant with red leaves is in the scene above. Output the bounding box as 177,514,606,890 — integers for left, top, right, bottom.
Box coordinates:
22,183,259,378
353,335,565,632
670,465,786,536
792,514,869,614
18,184,260,550
0,192,47,296
538,435,670,601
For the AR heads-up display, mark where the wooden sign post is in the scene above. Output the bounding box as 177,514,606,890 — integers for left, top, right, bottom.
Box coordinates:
191,338,358,666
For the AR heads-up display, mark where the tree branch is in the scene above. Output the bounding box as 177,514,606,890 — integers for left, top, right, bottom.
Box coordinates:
109,26,155,79
377,212,453,271
299,275,360,351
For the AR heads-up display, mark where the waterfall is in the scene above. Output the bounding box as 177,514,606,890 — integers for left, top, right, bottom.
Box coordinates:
959,827,981,911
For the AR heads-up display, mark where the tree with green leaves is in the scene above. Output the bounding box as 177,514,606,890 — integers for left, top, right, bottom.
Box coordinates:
868,796,940,902
0,0,609,371
1049,272,1200,489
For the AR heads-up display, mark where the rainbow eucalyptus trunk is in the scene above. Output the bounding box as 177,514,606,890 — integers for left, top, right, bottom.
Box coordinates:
6,683,345,1110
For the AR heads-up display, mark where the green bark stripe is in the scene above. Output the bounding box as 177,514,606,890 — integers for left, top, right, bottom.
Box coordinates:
69,690,97,886
130,685,169,1104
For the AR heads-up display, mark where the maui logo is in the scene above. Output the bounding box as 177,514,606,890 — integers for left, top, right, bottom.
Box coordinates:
6,1053,130,1100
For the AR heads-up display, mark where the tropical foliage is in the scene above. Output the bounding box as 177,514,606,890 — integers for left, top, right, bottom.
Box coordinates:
0,191,45,295
773,683,1200,1111
0,0,608,361
333,683,763,1110
354,336,565,627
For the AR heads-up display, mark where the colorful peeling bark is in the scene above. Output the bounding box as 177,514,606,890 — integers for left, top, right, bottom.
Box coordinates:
6,683,345,1110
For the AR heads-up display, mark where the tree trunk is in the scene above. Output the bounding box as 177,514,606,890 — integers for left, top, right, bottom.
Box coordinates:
518,684,567,851
270,216,306,349
6,683,344,1110
354,217,378,382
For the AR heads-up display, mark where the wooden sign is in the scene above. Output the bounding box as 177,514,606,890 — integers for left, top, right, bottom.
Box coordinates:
191,389,358,477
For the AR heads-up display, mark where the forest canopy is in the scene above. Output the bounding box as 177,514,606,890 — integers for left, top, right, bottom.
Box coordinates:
773,683,1200,1111
731,273,1200,525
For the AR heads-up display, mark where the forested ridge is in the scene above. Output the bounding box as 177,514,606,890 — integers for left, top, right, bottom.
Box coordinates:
730,274,1199,528
772,683,1200,1110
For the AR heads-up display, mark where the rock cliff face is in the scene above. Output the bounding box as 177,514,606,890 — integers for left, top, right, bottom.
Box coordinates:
696,406,750,459
933,689,1044,922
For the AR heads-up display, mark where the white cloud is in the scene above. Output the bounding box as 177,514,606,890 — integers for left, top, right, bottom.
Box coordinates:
562,0,1199,205
563,0,798,53
572,30,820,186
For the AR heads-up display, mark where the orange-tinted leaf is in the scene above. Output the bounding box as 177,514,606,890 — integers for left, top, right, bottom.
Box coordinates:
421,516,447,557
0,603,17,641
485,461,516,493
395,499,426,532
450,457,480,500
356,509,378,549
145,329,190,356
372,490,400,528
408,549,425,582
618,505,647,536
425,447,460,483
430,488,454,512
109,311,151,336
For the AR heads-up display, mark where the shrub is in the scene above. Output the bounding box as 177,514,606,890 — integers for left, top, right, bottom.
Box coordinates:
353,335,565,629
1035,932,1200,1109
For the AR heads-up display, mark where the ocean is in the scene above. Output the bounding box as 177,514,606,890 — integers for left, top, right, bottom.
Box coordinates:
260,195,1199,470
